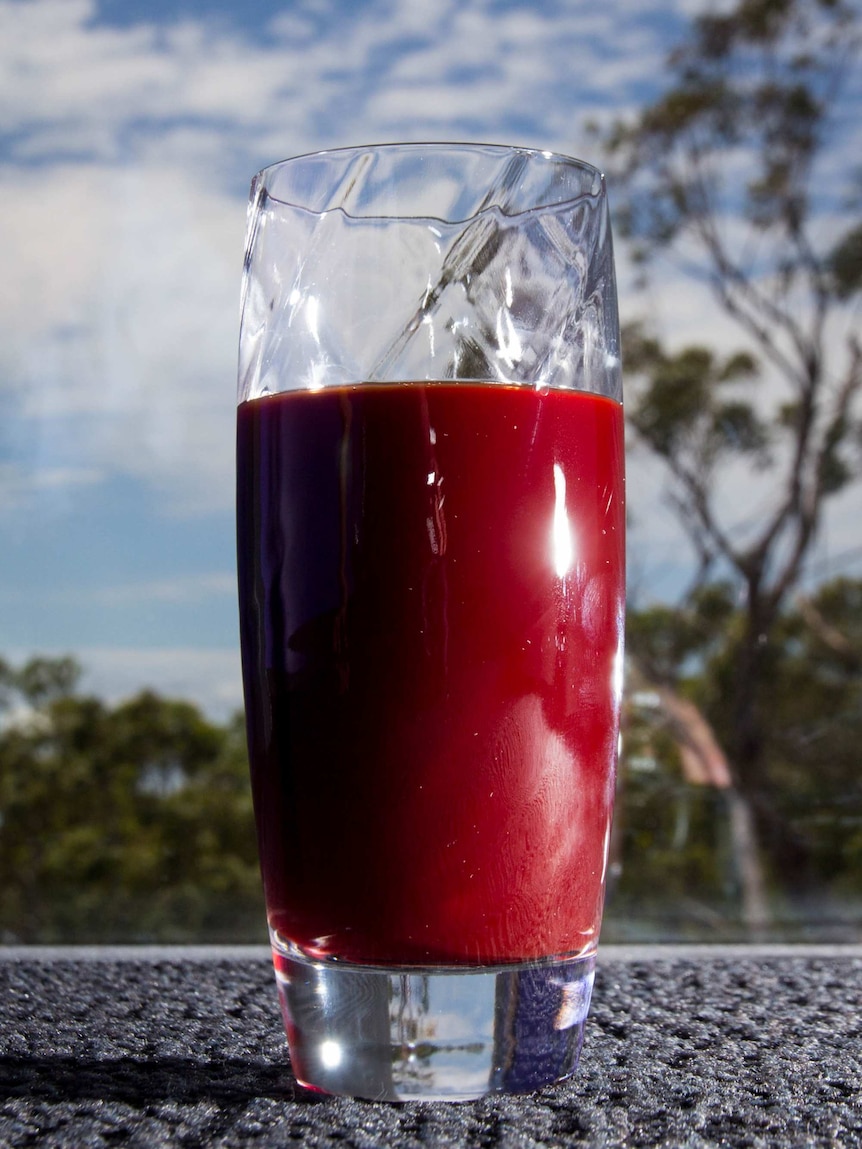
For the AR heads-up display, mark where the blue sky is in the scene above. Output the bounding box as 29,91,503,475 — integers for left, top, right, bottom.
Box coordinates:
1,0,859,717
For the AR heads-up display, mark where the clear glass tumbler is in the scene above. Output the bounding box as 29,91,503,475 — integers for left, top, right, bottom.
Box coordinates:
236,143,624,1101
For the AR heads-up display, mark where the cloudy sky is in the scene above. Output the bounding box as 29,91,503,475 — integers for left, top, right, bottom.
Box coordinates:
2,0,859,717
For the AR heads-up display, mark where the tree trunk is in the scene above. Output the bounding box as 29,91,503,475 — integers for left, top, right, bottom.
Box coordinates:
725,788,770,938
724,588,813,931
724,589,775,935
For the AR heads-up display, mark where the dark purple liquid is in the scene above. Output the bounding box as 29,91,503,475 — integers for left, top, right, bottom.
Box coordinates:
237,382,624,965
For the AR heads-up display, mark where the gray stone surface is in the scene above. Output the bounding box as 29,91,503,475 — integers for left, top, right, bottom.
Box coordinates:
1,947,860,1147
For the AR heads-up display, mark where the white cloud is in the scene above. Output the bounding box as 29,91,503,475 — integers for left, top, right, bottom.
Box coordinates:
0,0,857,595
7,645,245,721
0,571,237,610
0,463,105,512
0,1,288,153
0,160,242,512
0,0,678,164
0,0,683,521
97,573,237,606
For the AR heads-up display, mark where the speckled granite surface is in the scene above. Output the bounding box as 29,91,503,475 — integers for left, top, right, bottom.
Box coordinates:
0,947,860,1147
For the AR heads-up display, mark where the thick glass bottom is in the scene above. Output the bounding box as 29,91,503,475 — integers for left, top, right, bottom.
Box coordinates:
270,931,596,1101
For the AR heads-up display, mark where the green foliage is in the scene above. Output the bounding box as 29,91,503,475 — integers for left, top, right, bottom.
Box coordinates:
608,774,740,940
610,0,862,615
610,578,862,938
0,658,263,943
610,0,857,250
829,223,862,299
13,656,81,706
623,325,769,484
626,582,738,683
2,608,860,943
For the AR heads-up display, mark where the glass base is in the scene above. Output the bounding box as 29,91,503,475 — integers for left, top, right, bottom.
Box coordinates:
270,932,596,1101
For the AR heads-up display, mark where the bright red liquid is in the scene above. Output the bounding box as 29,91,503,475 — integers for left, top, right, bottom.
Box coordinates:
237,383,624,965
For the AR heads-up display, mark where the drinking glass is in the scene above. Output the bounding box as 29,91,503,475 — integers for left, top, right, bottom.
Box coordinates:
236,143,624,1101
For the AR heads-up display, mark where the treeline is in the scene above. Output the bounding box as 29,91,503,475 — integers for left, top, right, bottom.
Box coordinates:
1,577,860,944
599,0,862,936
611,576,862,941
0,657,263,943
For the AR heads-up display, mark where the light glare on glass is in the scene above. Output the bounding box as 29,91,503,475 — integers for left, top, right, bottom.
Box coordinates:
551,463,574,577
320,1039,343,1069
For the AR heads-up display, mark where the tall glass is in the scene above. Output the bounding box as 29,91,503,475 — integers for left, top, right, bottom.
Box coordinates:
236,143,624,1101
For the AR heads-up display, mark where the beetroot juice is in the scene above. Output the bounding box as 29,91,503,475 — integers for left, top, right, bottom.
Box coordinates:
237,382,624,966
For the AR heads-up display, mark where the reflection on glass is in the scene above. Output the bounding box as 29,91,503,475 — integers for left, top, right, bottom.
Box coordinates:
551,461,575,578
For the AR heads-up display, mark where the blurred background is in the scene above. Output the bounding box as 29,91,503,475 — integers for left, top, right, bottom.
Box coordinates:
1,0,860,944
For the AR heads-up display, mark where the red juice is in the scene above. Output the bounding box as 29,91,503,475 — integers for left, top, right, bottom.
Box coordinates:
237,382,624,966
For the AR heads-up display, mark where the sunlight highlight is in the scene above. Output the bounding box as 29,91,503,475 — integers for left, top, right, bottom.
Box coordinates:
551,462,574,578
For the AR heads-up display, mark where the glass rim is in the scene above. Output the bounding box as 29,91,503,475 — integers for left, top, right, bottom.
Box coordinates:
252,141,607,221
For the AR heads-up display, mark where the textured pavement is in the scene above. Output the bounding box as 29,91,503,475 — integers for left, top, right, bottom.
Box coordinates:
1,947,860,1147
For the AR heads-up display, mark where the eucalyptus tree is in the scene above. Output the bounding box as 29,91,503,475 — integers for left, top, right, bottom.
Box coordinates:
604,0,862,926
